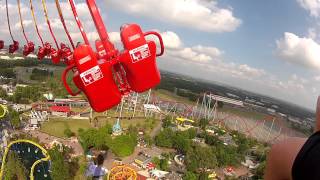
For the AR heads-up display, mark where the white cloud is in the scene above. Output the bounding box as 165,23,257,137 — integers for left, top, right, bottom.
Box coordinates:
275,32,320,69
157,31,266,81
160,31,183,49
108,32,121,44
105,0,241,33
308,27,317,39
297,0,320,17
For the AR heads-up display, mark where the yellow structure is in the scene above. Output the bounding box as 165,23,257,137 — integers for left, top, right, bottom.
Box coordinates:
176,117,195,131
108,165,137,180
0,139,50,180
176,117,195,125
0,104,8,119
208,171,218,180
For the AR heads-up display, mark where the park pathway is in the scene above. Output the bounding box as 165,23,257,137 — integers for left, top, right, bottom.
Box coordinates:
24,130,84,156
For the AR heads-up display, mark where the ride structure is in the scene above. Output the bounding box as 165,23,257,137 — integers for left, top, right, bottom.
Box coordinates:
17,0,35,56
62,0,165,112
108,165,137,180
1,0,165,115
29,0,51,60
0,139,51,180
55,0,75,64
40,0,61,64
6,0,19,54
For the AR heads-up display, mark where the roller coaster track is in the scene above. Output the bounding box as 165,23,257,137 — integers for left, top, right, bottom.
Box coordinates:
0,104,8,119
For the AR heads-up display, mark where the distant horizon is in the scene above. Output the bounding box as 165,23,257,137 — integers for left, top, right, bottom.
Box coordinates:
160,68,316,113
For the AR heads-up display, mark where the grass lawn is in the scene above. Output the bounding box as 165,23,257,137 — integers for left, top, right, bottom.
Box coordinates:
154,89,196,105
95,117,160,134
41,115,160,138
221,106,268,120
40,118,91,138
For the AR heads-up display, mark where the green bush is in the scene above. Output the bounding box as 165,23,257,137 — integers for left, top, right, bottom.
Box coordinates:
183,171,198,180
64,128,74,138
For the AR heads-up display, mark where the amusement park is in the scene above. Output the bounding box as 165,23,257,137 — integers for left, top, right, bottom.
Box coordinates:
0,0,318,179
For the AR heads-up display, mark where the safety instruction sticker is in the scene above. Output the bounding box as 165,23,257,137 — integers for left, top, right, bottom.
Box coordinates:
80,65,104,86
129,44,151,63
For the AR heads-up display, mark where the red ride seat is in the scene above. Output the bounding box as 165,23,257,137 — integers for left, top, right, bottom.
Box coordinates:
60,44,74,65
50,48,60,64
37,46,46,60
37,43,52,60
119,24,164,93
9,41,19,54
62,44,121,112
0,41,4,49
27,42,35,53
23,42,35,56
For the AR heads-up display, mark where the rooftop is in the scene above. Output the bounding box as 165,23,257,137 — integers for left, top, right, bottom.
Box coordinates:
49,106,71,113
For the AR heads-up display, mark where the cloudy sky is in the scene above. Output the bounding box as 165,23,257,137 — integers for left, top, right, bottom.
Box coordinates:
1,0,320,110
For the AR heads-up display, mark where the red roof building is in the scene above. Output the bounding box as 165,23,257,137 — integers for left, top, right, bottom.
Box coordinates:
50,106,71,112
49,106,71,117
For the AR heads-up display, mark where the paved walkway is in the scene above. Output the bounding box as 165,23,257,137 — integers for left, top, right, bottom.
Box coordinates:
23,130,84,156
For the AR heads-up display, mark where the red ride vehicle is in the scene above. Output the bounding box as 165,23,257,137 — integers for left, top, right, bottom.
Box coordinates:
9,41,19,54
119,24,164,93
37,42,52,60
23,42,35,56
0,41,4,49
63,45,122,112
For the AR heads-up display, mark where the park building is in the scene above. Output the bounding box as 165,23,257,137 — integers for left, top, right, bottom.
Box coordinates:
54,98,89,108
50,106,71,117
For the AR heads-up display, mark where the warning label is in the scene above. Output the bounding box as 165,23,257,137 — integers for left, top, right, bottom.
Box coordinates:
80,65,104,86
129,44,151,63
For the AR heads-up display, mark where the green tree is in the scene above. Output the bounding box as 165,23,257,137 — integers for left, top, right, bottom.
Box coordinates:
48,146,71,180
215,144,240,167
0,87,8,100
199,118,209,130
3,152,27,180
8,108,21,129
186,128,197,139
185,145,218,172
12,86,42,103
205,134,222,146
198,172,209,180
159,158,169,171
162,116,172,128
154,128,175,148
78,128,110,151
144,134,153,146
64,128,74,138
252,161,266,180
173,133,190,154
183,171,198,180
100,123,113,135
152,157,169,171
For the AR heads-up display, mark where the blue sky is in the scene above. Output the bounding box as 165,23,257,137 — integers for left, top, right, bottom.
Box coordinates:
1,0,320,110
